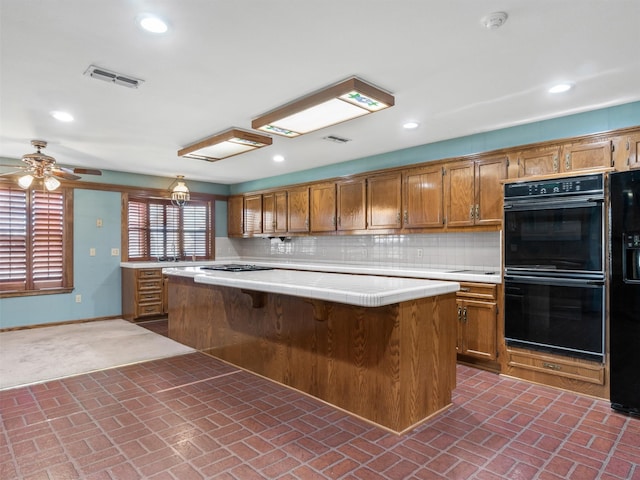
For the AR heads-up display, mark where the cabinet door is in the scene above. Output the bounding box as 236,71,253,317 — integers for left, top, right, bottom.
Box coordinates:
337,178,366,231
244,194,263,235
445,161,475,227
460,299,497,361
403,166,444,229
310,182,336,232
475,156,507,225
274,191,288,233
262,192,275,235
562,140,612,172
626,133,640,170
516,145,561,177
262,191,287,234
287,187,310,233
367,173,401,229
227,195,244,237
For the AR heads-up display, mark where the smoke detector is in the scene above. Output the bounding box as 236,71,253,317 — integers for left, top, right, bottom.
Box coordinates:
481,12,508,30
83,65,144,89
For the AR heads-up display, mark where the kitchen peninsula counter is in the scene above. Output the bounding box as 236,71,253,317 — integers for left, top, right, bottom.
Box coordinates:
164,267,459,433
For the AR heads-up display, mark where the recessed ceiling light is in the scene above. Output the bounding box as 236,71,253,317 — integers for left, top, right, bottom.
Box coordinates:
273,155,285,163
481,12,508,30
403,121,419,130
549,83,574,94
51,111,74,122
138,14,168,33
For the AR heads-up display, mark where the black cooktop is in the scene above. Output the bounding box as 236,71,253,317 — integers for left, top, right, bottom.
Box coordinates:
201,264,274,272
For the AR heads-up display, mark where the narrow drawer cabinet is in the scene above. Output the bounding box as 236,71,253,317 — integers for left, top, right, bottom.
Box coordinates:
122,267,166,321
456,282,498,362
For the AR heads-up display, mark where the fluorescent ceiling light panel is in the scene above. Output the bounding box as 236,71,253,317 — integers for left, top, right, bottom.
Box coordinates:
178,128,272,162
252,77,394,138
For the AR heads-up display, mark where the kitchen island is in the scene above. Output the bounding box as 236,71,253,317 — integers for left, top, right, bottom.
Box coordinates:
164,266,459,433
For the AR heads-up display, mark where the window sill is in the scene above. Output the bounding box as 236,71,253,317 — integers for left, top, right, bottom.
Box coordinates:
0,287,74,299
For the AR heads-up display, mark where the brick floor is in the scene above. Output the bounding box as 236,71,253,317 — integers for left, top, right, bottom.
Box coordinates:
1,321,638,479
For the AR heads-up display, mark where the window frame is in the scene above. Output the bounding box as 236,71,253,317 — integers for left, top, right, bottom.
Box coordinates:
0,181,74,298
123,192,214,262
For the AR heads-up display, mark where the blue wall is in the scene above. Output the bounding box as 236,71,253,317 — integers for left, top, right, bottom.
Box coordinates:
231,101,640,194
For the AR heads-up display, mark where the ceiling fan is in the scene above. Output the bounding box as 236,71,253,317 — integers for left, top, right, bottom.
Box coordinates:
0,140,102,190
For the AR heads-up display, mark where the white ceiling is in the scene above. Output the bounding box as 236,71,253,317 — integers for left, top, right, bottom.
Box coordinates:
1,1,639,185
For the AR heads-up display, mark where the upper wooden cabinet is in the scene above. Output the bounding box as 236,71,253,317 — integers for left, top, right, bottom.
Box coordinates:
244,194,263,235
227,195,244,237
287,186,310,233
310,182,337,232
263,191,288,235
623,133,640,170
510,145,562,178
446,156,507,227
562,140,612,172
336,178,366,231
402,165,444,229
367,173,402,230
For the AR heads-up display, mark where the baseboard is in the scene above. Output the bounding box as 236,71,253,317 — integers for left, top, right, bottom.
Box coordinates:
0,315,122,333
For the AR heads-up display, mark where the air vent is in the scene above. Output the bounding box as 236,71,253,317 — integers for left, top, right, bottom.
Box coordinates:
323,135,351,144
83,65,144,89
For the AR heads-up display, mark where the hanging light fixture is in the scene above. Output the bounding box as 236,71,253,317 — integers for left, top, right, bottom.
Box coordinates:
251,77,395,138
170,175,190,207
18,174,34,189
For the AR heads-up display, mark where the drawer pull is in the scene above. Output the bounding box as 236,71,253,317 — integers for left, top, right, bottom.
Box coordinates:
460,287,471,292
543,362,562,371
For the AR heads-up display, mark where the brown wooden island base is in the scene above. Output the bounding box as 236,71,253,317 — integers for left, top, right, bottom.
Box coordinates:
168,275,457,433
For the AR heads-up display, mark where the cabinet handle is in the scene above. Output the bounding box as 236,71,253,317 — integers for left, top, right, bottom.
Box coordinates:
475,204,479,220
565,153,571,170
469,205,474,220
460,287,471,292
553,155,559,172
463,307,467,323
338,216,341,227
403,211,408,224
543,362,562,371
457,306,462,321
396,212,401,224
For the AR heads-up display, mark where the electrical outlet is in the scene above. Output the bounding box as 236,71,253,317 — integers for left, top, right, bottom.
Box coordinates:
111,248,119,256
89,248,96,256
417,248,423,258
75,294,82,303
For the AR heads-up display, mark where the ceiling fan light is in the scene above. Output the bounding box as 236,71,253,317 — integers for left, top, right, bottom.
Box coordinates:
44,176,61,191
18,174,34,189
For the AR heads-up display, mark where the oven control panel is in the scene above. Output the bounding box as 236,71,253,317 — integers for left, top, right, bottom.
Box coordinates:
505,173,604,199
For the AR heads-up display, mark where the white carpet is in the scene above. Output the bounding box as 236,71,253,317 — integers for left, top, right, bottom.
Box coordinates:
0,319,195,390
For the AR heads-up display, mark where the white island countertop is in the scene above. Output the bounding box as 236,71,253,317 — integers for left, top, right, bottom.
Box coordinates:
163,266,459,307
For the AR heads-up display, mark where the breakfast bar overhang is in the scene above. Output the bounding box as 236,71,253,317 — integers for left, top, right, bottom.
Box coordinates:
164,267,459,433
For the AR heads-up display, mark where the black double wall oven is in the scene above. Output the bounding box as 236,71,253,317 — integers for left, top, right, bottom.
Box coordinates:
503,173,605,362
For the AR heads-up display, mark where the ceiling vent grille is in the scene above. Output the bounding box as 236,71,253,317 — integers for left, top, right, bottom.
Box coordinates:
323,135,351,144
83,65,144,89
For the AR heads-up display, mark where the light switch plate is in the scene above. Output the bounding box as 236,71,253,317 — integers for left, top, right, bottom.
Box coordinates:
111,248,120,256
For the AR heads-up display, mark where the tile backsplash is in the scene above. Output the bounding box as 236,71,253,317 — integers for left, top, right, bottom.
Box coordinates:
216,231,501,271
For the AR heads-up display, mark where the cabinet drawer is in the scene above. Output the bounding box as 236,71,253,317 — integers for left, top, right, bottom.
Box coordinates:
457,282,497,300
507,348,604,385
137,292,162,303
137,279,162,291
137,269,162,279
136,303,163,317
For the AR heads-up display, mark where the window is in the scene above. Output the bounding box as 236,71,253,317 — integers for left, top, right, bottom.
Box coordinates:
0,184,73,296
127,196,212,261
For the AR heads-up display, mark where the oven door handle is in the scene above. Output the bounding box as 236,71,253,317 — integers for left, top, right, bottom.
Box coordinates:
503,197,603,211
505,275,605,287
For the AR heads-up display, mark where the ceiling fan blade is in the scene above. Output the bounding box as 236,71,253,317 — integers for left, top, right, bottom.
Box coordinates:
0,169,23,177
51,169,81,181
72,167,102,176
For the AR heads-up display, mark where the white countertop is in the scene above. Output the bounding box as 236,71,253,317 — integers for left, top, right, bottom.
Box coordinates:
163,266,459,307
123,259,501,284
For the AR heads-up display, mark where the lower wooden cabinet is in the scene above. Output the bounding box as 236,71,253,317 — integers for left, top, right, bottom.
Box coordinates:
122,268,166,321
456,282,497,362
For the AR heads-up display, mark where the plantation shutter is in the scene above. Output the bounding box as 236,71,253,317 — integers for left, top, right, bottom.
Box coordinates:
127,197,211,261
0,185,68,293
